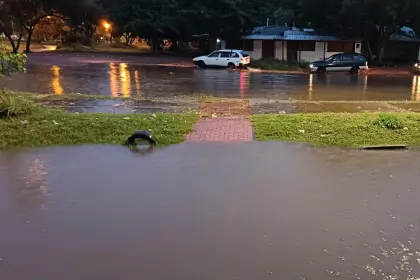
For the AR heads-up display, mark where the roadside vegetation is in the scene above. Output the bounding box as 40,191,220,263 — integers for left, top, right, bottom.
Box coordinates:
252,113,420,147
249,58,309,71
0,92,197,149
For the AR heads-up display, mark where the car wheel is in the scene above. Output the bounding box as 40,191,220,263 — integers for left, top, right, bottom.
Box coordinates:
198,61,206,68
228,63,236,70
350,66,359,74
317,67,326,74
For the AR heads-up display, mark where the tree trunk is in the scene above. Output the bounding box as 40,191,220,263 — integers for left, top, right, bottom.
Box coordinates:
377,43,385,62
124,34,130,46
151,38,159,53
25,26,35,53
5,35,18,53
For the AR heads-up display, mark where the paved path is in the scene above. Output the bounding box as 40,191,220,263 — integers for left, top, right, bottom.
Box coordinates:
187,116,253,142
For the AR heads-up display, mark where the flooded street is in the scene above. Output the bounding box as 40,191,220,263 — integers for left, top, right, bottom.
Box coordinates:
2,53,420,100
1,142,420,280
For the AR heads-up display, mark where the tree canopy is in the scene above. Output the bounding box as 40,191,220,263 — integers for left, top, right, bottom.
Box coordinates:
93,0,420,59
1,0,420,60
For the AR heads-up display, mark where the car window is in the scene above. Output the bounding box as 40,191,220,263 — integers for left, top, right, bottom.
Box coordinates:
342,54,354,61
333,55,343,62
325,56,334,63
220,52,231,58
239,51,249,57
354,55,366,61
231,52,240,58
208,52,220,58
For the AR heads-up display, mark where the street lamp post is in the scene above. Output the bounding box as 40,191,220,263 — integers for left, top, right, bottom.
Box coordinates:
103,22,112,43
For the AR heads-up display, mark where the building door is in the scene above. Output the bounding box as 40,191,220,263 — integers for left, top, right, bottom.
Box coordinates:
287,41,298,61
262,40,275,58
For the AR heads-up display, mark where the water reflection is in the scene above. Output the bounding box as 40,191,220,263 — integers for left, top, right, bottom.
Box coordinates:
134,70,141,97
239,71,250,98
109,63,118,97
0,154,49,211
308,74,314,100
120,63,131,97
51,65,63,95
4,62,420,100
412,76,420,101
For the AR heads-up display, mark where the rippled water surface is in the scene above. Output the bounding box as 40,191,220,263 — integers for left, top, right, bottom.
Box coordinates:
1,142,420,279
3,54,420,100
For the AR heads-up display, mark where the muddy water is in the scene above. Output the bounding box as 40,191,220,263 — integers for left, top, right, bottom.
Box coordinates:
1,142,420,280
3,62,420,100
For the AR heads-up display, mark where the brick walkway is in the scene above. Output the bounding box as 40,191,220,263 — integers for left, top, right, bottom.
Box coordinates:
187,116,253,142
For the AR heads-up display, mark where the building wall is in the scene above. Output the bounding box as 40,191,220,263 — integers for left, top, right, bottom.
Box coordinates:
299,42,327,62
248,40,262,60
275,41,287,60
247,40,361,61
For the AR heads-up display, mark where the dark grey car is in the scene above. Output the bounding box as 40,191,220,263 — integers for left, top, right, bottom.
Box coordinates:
310,53,369,74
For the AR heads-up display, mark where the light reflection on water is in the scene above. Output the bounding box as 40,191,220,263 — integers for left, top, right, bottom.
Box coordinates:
412,75,420,101
51,65,63,95
3,62,420,100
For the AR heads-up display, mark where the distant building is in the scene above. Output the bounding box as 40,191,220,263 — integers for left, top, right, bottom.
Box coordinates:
224,26,362,62
386,26,420,62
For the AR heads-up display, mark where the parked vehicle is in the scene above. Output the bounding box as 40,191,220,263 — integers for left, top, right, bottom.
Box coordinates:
193,49,251,69
310,53,368,74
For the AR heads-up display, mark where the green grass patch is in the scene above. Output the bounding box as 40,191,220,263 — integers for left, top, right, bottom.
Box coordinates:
0,94,197,149
249,58,309,71
0,92,40,118
373,113,405,130
252,113,420,147
0,110,197,149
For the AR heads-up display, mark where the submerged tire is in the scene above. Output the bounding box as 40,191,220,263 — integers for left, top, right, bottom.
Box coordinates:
198,60,206,68
350,66,360,74
317,67,326,74
228,63,236,70
127,130,157,146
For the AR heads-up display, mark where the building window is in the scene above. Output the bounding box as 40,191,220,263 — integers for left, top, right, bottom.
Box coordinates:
243,40,254,51
328,42,354,52
300,41,315,51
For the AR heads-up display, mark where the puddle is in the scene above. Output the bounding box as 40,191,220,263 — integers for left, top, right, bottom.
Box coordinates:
1,142,420,279
2,54,420,101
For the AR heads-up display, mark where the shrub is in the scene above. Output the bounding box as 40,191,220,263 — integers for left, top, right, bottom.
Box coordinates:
0,92,39,118
374,114,405,130
0,44,27,77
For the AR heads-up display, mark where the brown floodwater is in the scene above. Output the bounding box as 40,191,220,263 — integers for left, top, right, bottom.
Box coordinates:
1,142,420,280
3,58,420,100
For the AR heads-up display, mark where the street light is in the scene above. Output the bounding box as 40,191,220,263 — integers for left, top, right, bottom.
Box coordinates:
104,22,111,31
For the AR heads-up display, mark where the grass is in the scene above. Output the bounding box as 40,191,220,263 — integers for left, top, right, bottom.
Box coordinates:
249,58,309,71
252,113,420,147
0,92,197,149
0,110,197,149
0,93,40,117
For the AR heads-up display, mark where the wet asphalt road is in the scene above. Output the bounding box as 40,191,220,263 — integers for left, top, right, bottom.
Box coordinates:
1,142,420,280
3,62,420,101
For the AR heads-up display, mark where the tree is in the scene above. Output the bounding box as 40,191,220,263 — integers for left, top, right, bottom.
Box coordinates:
0,1,24,53
339,0,420,61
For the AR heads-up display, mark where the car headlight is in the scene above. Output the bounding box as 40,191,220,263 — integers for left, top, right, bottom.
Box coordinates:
310,64,314,68
415,63,419,68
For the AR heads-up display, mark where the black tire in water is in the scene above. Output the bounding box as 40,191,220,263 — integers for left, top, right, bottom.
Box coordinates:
198,60,206,68
317,67,326,74
228,63,236,70
350,66,359,74
127,131,157,146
